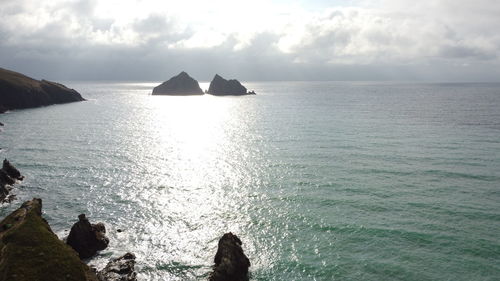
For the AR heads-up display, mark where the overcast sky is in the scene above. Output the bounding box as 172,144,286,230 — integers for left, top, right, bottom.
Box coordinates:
1,0,499,81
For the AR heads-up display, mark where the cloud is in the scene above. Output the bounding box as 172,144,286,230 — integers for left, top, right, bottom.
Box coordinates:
0,0,499,81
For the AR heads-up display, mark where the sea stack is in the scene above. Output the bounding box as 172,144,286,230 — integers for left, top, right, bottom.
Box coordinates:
0,159,23,203
0,67,85,112
66,214,109,259
152,71,204,95
209,232,250,281
208,74,256,96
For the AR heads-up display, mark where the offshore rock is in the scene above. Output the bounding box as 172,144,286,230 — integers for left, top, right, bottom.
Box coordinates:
207,74,256,96
152,71,204,95
3,159,23,180
0,159,23,202
67,214,109,259
0,199,99,281
97,252,137,281
209,232,250,281
0,67,85,112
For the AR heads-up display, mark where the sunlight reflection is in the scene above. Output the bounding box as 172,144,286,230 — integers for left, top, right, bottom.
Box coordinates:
127,93,256,278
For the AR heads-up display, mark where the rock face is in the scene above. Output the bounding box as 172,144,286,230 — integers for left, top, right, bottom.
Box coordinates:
0,67,85,112
208,74,256,96
0,159,23,202
152,71,204,95
0,199,99,281
67,214,109,259
97,252,137,281
209,232,250,281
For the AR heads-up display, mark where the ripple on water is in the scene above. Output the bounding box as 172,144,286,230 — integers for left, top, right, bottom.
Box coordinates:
1,82,500,280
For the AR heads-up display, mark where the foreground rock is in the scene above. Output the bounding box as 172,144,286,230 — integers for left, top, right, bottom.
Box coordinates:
0,199,99,281
67,214,109,259
0,159,23,202
209,232,250,281
152,71,204,95
97,252,137,281
208,74,256,96
0,67,85,112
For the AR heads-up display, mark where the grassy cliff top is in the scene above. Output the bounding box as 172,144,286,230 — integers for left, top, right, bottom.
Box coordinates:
0,199,98,281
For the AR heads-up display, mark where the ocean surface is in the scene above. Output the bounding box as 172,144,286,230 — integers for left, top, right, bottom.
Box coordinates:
1,81,500,280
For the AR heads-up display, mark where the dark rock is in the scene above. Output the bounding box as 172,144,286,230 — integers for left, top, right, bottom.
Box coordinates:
0,67,85,112
97,252,137,281
0,122,3,126
0,169,16,186
0,198,99,281
117,229,123,233
209,232,250,281
67,214,109,259
3,159,23,180
208,74,256,96
152,71,204,95
0,159,22,203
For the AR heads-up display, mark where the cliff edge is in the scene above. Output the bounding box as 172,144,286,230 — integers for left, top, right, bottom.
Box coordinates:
0,199,98,281
0,67,85,113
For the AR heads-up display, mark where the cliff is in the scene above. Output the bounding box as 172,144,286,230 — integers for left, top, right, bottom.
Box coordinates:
152,71,204,95
0,199,98,281
0,67,85,112
208,74,256,96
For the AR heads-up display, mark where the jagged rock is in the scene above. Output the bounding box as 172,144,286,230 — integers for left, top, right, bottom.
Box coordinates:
0,67,85,112
208,74,256,96
97,252,137,281
0,198,99,281
67,214,109,259
0,159,22,202
209,232,250,281
152,71,204,95
3,159,23,180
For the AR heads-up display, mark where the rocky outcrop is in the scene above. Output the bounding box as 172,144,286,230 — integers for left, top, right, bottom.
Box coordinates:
67,214,109,259
0,199,99,281
152,71,204,95
0,67,85,112
97,252,137,281
0,159,23,202
209,232,250,281
208,74,256,96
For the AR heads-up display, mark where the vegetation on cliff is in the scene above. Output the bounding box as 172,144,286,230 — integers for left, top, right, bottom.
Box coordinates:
0,199,98,281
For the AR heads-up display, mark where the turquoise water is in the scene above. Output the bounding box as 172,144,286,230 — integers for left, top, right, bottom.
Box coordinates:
1,82,500,280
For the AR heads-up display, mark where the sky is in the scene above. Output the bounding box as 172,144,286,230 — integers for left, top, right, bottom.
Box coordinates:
1,0,499,81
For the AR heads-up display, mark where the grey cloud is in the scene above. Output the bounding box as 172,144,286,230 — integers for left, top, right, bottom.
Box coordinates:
1,0,500,81
438,45,497,60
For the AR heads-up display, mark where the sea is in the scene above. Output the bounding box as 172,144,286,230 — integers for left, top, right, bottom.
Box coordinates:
1,81,500,281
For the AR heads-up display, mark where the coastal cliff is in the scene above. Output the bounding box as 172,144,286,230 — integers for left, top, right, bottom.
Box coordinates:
0,199,98,281
0,198,249,280
152,71,204,95
0,199,137,281
0,67,85,113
